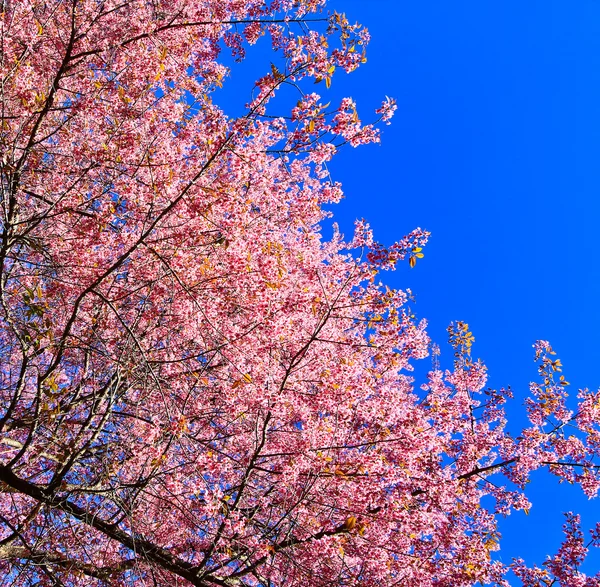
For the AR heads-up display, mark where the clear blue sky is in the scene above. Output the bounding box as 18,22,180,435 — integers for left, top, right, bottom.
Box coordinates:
216,0,600,578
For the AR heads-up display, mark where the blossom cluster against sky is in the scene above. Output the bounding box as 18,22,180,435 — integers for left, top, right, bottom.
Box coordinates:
216,0,600,575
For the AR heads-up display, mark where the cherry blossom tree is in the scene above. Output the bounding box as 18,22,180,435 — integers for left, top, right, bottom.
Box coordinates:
0,1,598,586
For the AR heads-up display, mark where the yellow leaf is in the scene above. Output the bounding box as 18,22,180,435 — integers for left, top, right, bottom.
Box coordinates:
37,21,43,35
270,63,283,80
325,77,331,89
344,516,357,530
409,256,416,268
243,373,252,383
328,65,336,74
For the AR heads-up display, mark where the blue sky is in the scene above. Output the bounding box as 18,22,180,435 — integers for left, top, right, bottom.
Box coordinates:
216,0,600,578
324,1,600,574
